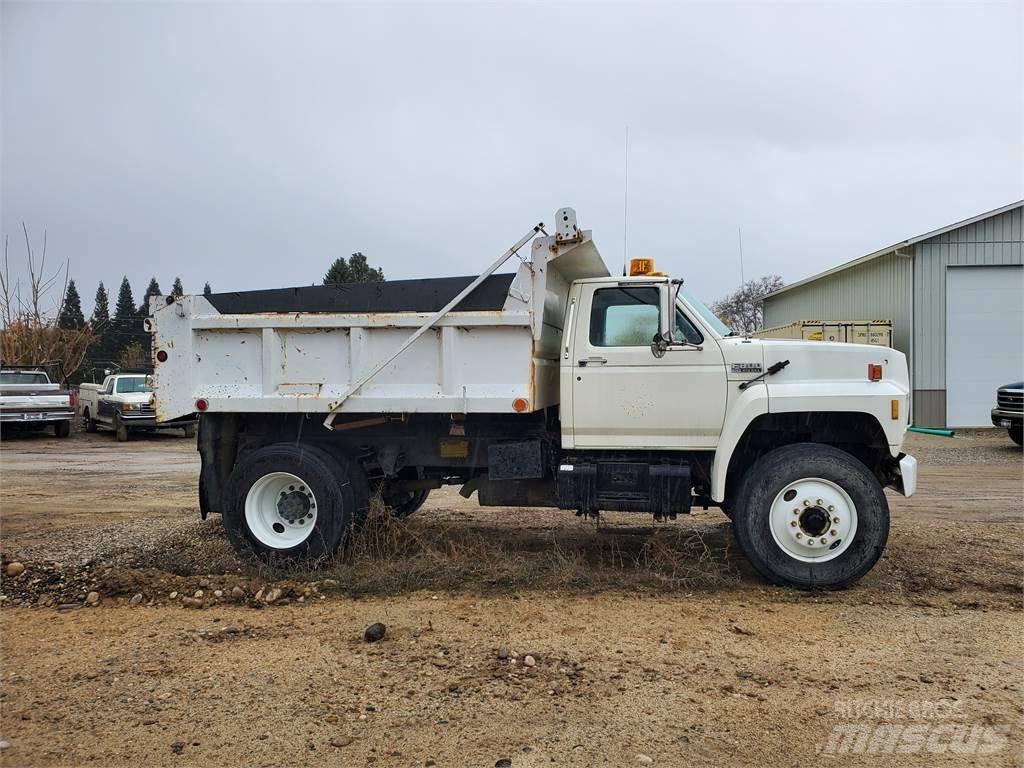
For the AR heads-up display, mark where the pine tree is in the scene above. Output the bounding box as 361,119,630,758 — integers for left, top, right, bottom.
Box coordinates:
92,282,110,328
324,252,384,285
171,277,184,297
86,282,114,377
203,282,212,297
111,277,139,364
139,277,162,315
58,278,86,330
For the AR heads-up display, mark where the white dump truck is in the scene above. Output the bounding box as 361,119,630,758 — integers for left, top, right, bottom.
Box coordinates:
149,208,917,588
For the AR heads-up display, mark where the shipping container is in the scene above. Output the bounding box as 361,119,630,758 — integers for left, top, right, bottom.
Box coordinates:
755,320,892,347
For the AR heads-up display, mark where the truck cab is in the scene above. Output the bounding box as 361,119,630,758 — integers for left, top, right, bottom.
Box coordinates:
150,208,916,589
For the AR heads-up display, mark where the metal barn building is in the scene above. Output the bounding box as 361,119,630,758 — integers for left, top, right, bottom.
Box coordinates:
763,201,1024,428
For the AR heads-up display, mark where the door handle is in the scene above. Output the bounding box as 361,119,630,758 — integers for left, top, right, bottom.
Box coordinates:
578,357,607,366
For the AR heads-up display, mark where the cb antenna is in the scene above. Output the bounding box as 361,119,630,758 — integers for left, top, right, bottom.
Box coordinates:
622,125,630,276
737,226,746,286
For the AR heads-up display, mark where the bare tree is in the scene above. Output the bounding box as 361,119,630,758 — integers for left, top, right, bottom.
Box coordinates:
0,225,93,382
710,275,785,334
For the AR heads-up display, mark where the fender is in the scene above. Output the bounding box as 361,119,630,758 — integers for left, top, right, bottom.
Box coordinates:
710,379,910,503
768,380,909,456
710,384,769,502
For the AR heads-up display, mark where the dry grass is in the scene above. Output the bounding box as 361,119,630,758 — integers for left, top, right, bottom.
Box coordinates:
265,495,743,595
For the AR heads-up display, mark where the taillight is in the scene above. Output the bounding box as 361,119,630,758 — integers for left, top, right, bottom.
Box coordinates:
868,364,883,382
69,393,76,407
195,398,209,412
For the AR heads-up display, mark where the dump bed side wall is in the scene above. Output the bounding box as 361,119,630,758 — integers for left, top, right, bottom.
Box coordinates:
151,299,537,421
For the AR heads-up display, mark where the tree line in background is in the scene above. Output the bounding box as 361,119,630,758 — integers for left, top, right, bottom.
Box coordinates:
59,276,213,381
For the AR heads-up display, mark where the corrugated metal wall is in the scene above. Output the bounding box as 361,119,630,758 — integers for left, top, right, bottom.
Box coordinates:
763,251,913,358
911,205,1023,426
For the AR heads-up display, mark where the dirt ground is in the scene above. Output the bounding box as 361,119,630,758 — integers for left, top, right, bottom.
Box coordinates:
1,429,1022,767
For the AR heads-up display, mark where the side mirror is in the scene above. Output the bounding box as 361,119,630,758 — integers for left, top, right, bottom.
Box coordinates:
658,282,676,346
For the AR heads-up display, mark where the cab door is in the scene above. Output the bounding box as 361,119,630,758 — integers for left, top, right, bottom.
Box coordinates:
569,283,727,450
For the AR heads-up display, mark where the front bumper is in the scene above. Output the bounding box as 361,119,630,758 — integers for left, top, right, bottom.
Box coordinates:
889,453,917,497
1,410,75,424
991,407,1022,430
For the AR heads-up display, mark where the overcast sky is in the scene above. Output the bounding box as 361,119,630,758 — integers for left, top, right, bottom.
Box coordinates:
2,1,1022,315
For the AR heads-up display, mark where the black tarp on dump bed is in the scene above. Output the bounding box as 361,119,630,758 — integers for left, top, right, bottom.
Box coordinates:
204,274,517,315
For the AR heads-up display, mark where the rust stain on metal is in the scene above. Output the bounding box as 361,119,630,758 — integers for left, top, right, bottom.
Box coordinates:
332,416,387,432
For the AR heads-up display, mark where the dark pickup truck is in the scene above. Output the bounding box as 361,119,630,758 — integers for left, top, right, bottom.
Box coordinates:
0,367,75,437
991,381,1023,447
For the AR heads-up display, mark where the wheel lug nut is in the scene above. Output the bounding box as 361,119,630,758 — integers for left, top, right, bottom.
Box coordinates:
816,499,823,506
820,538,828,545
830,529,837,536
828,505,835,512
807,539,814,545
790,520,798,527
793,509,800,515
795,532,802,539
833,517,840,524
803,499,810,506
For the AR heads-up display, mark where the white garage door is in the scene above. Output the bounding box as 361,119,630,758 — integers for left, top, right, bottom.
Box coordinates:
946,265,1024,427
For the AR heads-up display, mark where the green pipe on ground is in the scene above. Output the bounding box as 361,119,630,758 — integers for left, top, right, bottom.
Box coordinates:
908,425,955,437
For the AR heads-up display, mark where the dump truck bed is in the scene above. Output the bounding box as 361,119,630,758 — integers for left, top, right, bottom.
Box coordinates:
150,215,609,422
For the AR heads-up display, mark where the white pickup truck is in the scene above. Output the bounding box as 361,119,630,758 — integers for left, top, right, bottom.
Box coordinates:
0,367,75,437
78,373,196,441
150,208,916,588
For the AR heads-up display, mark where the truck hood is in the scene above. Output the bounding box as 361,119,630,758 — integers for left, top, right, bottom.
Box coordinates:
720,337,910,390
107,392,154,405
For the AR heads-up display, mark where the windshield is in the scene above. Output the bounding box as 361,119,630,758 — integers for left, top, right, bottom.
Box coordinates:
678,286,732,337
115,376,153,394
0,371,49,385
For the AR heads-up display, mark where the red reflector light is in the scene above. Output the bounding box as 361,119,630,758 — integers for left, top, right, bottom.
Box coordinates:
868,364,883,381
156,350,168,363
195,398,209,412
69,393,76,407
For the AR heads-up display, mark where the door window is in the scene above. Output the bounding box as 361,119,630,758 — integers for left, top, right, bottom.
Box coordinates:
589,287,703,347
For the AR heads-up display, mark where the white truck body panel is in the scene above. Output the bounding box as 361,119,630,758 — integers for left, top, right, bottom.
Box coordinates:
151,221,609,423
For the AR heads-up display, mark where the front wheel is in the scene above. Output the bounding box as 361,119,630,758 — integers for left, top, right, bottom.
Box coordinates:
731,443,889,590
113,414,128,442
223,443,369,562
1009,426,1023,448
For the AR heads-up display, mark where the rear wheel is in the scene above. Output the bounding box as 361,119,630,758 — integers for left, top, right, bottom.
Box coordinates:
731,443,889,589
223,443,369,562
1010,426,1023,447
54,420,71,438
384,489,430,519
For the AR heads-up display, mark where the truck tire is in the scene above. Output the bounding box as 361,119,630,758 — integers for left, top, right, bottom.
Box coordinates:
223,443,369,562
1010,427,1023,448
54,420,71,438
731,443,889,590
114,414,129,442
384,489,430,519
83,409,97,433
